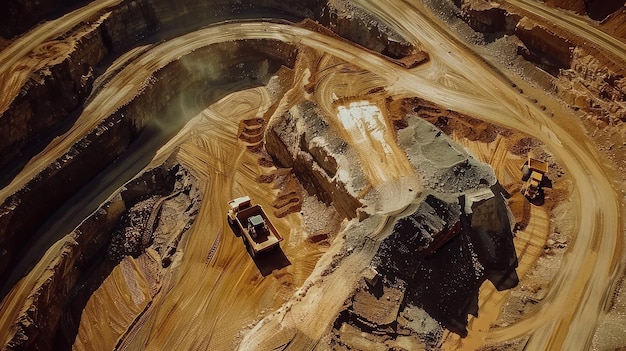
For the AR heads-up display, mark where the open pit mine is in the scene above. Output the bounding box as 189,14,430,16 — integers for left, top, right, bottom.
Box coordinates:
1,0,625,350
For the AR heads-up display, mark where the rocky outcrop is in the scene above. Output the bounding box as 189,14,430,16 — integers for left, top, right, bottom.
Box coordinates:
515,17,574,75
557,47,626,123
318,2,426,67
461,0,520,34
374,118,516,336
329,117,518,341
3,160,200,351
266,101,364,219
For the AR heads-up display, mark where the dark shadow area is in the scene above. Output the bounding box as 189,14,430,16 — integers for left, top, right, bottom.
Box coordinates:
0,0,94,38
366,277,385,299
0,105,84,189
251,245,291,277
586,0,625,21
53,252,117,350
373,189,519,337
405,234,483,337
528,189,546,206
483,31,508,44
541,175,553,189
498,181,513,199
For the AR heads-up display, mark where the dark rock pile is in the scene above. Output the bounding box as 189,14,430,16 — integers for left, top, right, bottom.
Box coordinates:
268,101,519,343
107,195,160,261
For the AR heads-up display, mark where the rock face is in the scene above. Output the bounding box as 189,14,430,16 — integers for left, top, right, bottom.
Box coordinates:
267,103,518,340
515,17,574,75
557,47,626,124
461,0,519,34
318,2,420,61
266,101,365,219
2,159,200,351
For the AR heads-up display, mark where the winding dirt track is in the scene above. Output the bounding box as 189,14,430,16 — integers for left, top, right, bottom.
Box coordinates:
508,0,626,59
0,0,623,350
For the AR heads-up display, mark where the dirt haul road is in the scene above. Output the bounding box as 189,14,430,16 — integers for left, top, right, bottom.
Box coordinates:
507,0,626,60
0,1,623,350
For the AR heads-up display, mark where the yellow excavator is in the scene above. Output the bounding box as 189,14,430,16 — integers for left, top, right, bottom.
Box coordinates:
521,156,548,200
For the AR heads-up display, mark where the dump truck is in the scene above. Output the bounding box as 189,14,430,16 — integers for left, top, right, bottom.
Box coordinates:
521,156,548,200
227,196,283,257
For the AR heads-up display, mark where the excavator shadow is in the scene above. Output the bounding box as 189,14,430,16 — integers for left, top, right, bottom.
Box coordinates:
250,246,291,277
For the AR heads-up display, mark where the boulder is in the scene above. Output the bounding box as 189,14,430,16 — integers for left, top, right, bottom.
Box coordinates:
515,17,574,75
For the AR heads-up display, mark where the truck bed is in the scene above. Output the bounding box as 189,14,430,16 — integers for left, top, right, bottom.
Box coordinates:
528,158,548,173
236,205,283,253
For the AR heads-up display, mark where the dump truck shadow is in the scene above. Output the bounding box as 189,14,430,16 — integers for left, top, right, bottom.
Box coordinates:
250,246,291,277
528,175,552,206
228,220,243,237
529,190,546,206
